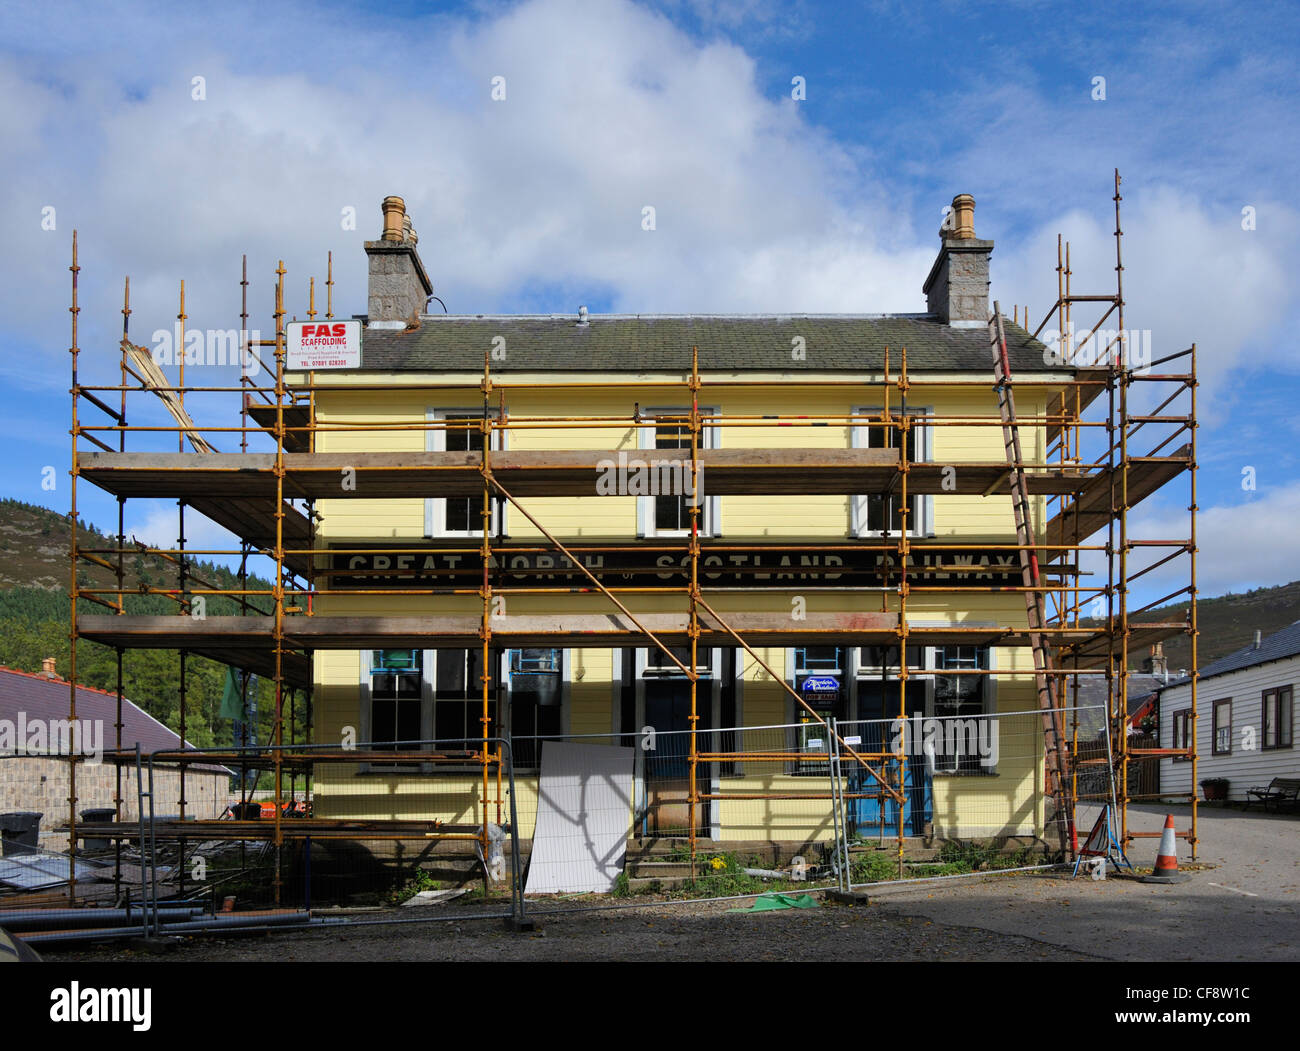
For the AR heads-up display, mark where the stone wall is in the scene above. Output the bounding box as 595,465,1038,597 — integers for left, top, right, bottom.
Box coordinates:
0,757,235,851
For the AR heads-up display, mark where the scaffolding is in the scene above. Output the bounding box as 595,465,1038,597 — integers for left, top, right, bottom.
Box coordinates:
53,172,1197,906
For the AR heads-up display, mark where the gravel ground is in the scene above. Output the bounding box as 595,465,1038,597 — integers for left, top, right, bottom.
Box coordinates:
36,805,1291,963
40,885,1096,962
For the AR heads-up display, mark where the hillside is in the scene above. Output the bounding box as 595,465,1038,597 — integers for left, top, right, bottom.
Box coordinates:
1133,580,1300,674
0,498,286,749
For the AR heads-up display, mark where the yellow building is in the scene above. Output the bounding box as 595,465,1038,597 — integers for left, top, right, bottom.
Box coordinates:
300,193,1083,850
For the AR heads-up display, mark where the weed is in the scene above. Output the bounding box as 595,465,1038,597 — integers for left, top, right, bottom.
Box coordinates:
612,871,632,898
384,869,444,906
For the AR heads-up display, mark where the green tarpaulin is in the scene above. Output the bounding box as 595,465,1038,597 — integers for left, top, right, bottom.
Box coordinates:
729,893,819,913
219,668,244,721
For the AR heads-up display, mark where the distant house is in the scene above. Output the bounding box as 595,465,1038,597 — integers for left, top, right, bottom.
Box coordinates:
1158,623,1298,802
0,663,234,853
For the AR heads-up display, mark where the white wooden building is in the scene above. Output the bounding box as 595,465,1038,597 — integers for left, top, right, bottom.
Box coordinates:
1159,621,1298,802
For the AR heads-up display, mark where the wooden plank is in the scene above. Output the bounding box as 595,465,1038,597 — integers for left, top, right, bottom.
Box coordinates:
1044,446,1192,546
80,449,1091,499
77,612,1101,651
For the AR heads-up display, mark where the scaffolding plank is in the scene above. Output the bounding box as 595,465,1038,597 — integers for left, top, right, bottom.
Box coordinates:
77,612,1102,652
80,449,1091,500
1057,622,1188,668
187,496,311,577
246,404,311,452
1044,445,1191,546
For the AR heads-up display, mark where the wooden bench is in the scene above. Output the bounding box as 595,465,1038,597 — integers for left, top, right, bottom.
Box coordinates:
1244,777,1300,812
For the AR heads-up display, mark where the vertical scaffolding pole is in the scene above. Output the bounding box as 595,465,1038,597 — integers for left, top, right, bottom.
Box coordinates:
1189,344,1200,859
1113,171,1131,848
480,353,494,877
688,346,702,873
273,260,287,904
896,347,910,873
67,230,80,898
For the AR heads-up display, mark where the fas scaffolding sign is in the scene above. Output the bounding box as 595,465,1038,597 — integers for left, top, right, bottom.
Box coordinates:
286,320,362,370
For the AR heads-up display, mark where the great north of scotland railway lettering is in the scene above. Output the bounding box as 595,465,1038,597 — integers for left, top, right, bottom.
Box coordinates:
330,546,1022,588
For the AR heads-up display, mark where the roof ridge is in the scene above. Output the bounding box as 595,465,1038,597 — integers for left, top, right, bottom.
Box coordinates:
0,663,124,701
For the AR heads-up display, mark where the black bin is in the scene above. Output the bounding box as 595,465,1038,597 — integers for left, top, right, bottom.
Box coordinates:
0,812,43,856
80,808,116,850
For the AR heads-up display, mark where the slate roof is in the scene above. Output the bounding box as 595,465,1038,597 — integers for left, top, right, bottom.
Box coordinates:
359,313,1062,373
1067,673,1166,738
0,666,229,772
1164,620,1300,688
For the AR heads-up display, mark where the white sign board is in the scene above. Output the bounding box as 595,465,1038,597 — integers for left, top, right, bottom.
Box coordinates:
286,320,362,370
525,741,634,895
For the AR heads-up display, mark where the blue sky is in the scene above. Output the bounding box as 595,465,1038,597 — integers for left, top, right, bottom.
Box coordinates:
0,0,1296,601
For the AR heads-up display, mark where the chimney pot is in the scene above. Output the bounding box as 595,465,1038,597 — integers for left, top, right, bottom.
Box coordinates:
947,194,976,239
381,196,406,242
41,657,58,679
1254,630,1263,649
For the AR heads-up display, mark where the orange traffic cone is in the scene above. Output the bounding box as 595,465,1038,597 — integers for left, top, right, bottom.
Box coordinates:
1139,814,1190,884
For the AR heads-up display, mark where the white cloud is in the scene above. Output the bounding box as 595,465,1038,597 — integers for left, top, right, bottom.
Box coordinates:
129,503,239,556
1115,482,1300,601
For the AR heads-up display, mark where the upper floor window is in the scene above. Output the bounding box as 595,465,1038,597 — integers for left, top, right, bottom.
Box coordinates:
425,409,504,537
638,407,716,537
853,407,931,537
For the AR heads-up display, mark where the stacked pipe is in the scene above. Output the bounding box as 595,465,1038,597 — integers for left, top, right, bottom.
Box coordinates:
2,907,339,947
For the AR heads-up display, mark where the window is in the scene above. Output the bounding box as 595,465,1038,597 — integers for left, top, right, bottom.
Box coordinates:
858,646,926,673
1212,699,1232,756
425,409,504,536
1171,709,1191,760
369,649,424,751
644,645,710,676
853,407,931,536
1263,686,1293,750
932,646,991,775
433,648,497,748
364,648,498,766
638,407,716,537
792,646,845,774
508,649,562,768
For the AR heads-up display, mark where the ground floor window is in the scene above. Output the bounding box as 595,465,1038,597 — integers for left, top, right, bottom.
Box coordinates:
1263,686,1293,750
1171,709,1191,759
932,646,991,775
366,648,571,768
369,649,424,750
1212,699,1232,755
508,648,563,768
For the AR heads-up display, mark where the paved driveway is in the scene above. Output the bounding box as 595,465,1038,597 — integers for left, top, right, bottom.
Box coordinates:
866,804,1300,961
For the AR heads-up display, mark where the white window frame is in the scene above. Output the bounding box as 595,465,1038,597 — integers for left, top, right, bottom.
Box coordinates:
425,407,507,538
637,405,718,538
852,405,932,537
358,648,434,774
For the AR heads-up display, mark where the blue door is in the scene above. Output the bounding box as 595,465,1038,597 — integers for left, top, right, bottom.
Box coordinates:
851,682,932,838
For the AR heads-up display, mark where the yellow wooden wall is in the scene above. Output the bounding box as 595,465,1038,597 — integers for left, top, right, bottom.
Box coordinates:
307,373,1061,841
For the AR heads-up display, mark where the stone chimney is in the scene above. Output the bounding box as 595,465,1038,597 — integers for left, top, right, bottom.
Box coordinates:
41,656,58,679
365,195,433,328
921,193,993,328
1142,642,1168,680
